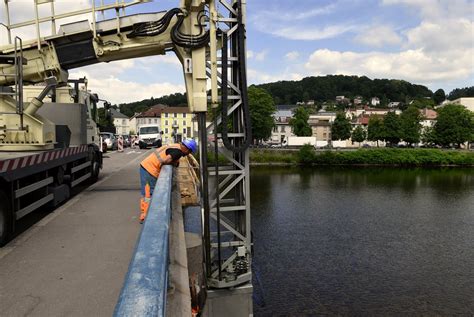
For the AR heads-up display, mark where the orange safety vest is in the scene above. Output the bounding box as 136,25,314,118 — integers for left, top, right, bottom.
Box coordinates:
140,144,183,178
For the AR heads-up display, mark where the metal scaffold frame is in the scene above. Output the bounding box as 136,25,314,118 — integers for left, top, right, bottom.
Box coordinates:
199,0,252,289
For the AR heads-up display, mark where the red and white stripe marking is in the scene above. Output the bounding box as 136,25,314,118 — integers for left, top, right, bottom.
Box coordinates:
0,145,88,174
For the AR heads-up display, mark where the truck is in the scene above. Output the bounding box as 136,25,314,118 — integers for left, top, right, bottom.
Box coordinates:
137,124,162,149
287,136,317,147
0,75,102,246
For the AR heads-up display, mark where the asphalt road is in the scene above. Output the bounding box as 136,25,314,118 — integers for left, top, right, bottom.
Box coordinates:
0,147,152,316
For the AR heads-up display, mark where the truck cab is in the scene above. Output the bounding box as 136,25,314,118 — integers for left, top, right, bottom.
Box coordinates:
138,125,162,149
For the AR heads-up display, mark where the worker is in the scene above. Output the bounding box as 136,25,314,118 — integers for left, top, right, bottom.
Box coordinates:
139,139,197,223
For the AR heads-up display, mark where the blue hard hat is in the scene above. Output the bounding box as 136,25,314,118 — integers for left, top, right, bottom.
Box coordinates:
182,139,197,153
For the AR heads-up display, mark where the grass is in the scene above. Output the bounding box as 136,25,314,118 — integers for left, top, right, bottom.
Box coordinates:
250,147,474,167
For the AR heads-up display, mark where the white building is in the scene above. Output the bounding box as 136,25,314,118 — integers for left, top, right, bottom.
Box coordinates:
371,97,380,106
110,108,130,135
450,97,474,112
269,110,294,144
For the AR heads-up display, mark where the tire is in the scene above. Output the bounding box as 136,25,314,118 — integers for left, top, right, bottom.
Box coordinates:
89,150,100,183
0,190,12,247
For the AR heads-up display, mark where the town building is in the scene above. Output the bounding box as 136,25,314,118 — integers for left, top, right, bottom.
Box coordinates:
419,108,437,130
110,108,130,135
308,111,336,142
270,110,294,144
161,107,193,144
353,96,363,105
128,112,140,135
371,97,380,106
450,97,474,112
136,104,165,131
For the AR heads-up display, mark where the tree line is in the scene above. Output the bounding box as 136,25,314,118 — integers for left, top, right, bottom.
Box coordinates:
325,104,474,148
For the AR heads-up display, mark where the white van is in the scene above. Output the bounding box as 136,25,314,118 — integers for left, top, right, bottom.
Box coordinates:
138,125,162,149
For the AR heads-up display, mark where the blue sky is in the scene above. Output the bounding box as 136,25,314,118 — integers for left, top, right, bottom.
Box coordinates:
1,0,473,104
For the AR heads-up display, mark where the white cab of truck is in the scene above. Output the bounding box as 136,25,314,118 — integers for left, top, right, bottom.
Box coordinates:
138,125,162,149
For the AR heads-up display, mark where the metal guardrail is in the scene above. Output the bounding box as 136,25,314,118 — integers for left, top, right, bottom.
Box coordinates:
114,165,173,317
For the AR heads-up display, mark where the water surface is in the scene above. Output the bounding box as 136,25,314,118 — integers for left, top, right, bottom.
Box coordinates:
251,167,474,316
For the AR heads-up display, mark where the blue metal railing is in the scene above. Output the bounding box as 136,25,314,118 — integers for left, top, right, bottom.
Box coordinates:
114,165,173,317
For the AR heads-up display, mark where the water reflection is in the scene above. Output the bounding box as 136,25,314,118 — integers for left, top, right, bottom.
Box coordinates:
251,167,474,316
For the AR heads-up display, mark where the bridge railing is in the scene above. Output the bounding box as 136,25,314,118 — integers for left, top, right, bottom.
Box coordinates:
114,165,173,317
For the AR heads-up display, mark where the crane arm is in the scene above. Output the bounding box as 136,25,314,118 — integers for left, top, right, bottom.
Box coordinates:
0,2,210,112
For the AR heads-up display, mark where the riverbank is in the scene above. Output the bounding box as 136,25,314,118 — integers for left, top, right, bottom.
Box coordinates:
249,147,474,166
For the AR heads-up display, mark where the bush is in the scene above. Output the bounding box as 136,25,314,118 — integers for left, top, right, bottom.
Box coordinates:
296,148,474,166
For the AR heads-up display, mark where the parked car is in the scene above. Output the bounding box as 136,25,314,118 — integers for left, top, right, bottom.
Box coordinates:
100,132,117,151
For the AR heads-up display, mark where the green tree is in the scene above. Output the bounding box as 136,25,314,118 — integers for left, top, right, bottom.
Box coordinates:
400,106,422,145
447,86,474,100
290,106,312,136
97,107,114,130
410,98,436,109
433,89,446,105
367,116,384,147
433,104,474,147
421,126,436,146
248,86,276,144
383,111,401,145
331,112,352,140
351,125,366,146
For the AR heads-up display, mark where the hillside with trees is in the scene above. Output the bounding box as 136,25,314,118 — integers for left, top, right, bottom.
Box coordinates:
117,92,187,117
447,86,474,100
256,75,434,105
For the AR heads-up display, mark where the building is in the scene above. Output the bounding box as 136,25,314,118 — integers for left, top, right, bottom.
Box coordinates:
371,97,380,106
136,104,166,131
161,107,193,144
308,111,336,142
450,97,474,112
110,108,130,135
128,112,140,135
270,110,294,144
419,108,437,130
353,96,363,105
387,101,401,108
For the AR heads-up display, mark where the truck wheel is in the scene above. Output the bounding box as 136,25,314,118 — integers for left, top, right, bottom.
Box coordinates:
90,151,100,183
0,190,12,247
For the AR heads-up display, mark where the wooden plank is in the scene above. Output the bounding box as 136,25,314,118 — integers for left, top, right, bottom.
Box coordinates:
177,156,200,206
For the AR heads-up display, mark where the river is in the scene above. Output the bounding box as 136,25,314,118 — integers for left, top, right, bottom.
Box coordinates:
251,167,474,316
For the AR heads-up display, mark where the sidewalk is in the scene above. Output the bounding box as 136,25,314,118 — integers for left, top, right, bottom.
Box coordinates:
0,149,150,316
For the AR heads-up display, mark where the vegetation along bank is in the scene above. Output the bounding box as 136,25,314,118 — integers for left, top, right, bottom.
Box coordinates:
249,147,474,167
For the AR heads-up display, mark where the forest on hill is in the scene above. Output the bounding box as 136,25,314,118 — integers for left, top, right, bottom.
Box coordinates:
256,75,434,105
113,75,474,116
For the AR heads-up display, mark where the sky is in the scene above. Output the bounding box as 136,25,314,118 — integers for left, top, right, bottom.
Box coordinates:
0,0,473,104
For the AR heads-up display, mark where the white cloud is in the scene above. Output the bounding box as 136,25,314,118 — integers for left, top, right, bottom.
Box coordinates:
247,50,267,61
69,60,184,104
355,25,402,47
248,68,303,84
404,19,473,53
70,69,185,104
285,51,300,61
304,48,473,85
267,24,356,41
253,3,336,22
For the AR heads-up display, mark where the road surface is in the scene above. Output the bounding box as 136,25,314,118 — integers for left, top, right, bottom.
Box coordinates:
0,147,151,316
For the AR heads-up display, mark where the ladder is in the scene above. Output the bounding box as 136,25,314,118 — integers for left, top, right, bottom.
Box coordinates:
0,36,27,131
